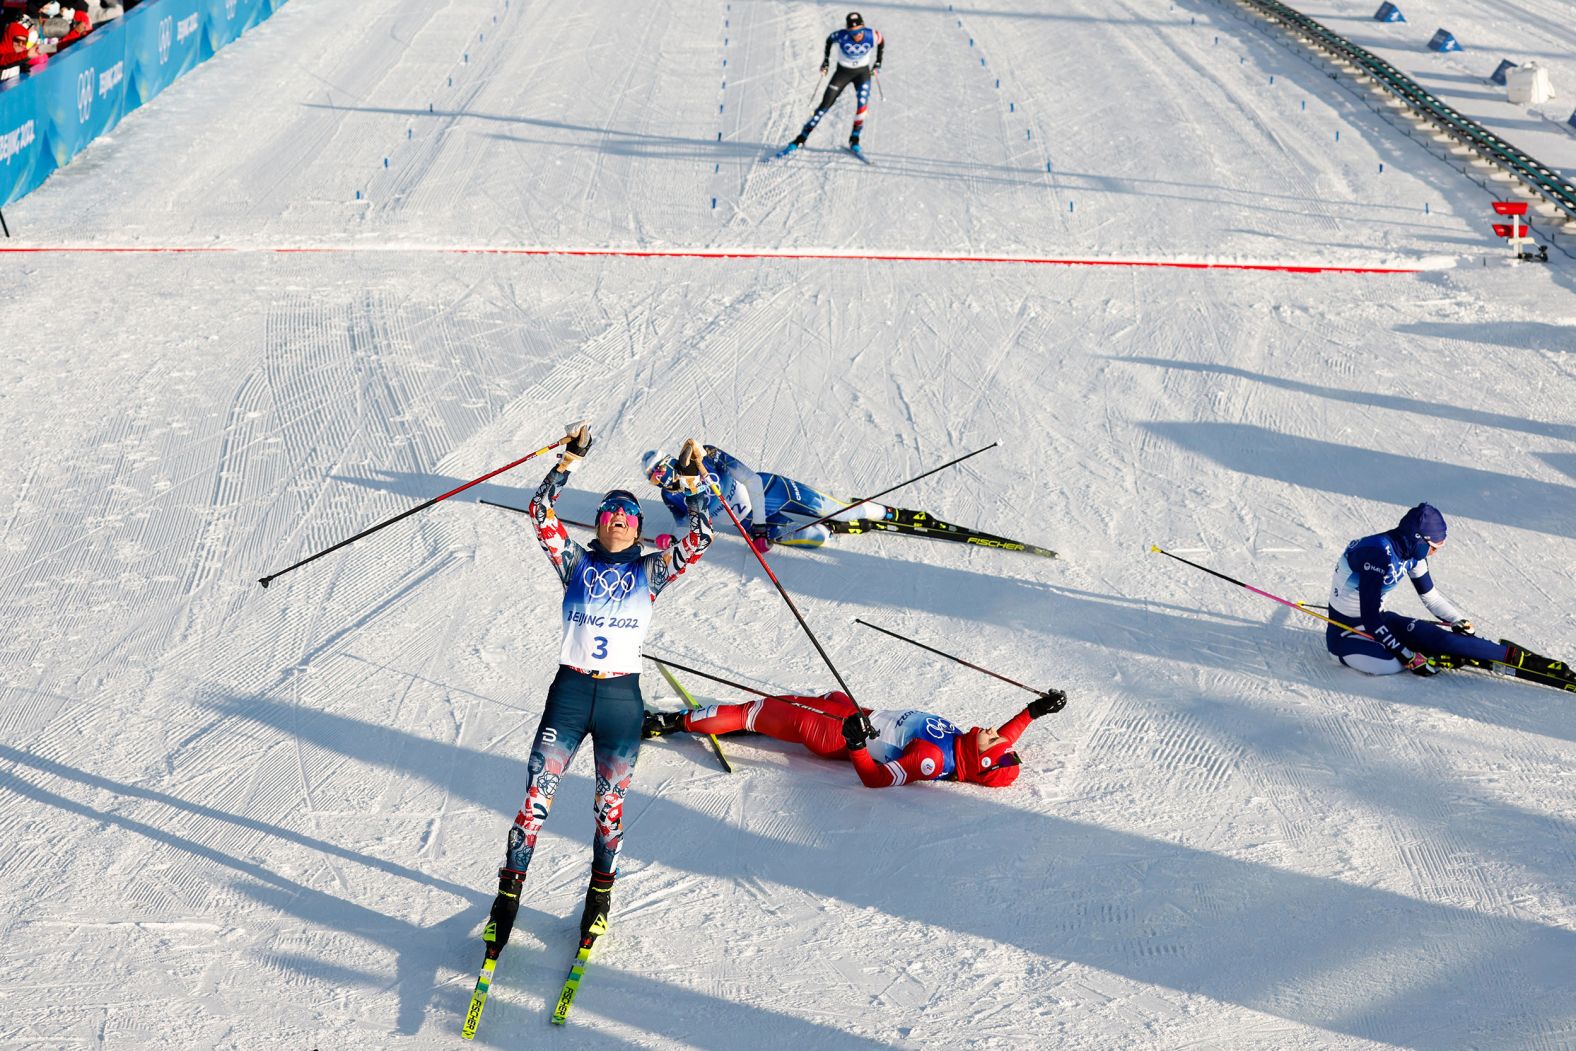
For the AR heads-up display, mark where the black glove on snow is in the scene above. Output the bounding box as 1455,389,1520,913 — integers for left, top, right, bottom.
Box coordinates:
1027,689,1066,718
842,712,874,751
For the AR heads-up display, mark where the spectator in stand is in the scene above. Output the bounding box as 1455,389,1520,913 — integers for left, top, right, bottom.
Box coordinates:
86,0,121,25
0,9,40,78
35,0,89,53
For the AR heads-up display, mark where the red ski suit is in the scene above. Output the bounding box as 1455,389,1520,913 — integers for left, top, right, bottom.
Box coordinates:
682,692,1033,788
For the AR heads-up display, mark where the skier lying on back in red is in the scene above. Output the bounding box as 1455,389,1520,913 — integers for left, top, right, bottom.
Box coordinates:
643,687,1066,787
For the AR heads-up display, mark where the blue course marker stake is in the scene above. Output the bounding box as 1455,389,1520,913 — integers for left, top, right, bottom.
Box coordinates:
715,163,720,173
1215,35,1219,43
1301,99,1306,110
720,104,725,112
995,78,1000,88
980,57,986,65
448,76,452,86
717,132,723,141
969,38,974,46
429,102,433,112
1379,162,1384,172
712,198,717,209
1191,16,1195,23
383,157,389,168
1047,161,1053,172
1026,129,1032,140
1425,202,1430,214
1336,130,1341,141
1010,102,1015,112
407,128,412,138
1270,74,1275,84
1070,200,1075,212
480,32,483,41
464,53,468,63
355,190,361,200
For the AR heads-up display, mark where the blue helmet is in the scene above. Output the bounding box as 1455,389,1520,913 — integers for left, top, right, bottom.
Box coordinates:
1396,503,1446,558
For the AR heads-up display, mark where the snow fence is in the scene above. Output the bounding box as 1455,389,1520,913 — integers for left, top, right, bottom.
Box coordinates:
0,0,289,206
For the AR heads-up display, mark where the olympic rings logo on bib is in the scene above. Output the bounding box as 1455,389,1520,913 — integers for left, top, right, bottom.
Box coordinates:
582,566,637,600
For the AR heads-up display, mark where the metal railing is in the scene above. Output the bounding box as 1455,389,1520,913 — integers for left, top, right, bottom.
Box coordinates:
1233,0,1576,223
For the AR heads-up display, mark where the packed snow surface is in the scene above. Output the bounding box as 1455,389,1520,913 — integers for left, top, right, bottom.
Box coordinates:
2,0,1574,1047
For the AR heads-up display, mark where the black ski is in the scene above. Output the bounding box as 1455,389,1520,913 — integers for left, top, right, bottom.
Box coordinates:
830,512,1057,559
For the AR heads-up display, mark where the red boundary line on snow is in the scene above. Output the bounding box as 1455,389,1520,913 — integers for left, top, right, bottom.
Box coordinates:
0,245,1427,274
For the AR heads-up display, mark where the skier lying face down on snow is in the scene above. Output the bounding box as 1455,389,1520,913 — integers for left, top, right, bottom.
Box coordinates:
1326,502,1574,686
643,688,1066,788
644,444,895,552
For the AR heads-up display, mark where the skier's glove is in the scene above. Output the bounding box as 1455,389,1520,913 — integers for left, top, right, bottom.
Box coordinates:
560,422,593,467
842,712,875,751
820,63,829,74
675,438,706,494
1451,619,1475,636
1027,689,1066,718
1403,651,1440,677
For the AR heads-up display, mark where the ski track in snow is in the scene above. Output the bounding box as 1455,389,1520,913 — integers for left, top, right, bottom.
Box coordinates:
2,0,1575,1047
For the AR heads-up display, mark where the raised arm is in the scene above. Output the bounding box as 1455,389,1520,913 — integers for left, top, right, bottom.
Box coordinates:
528,424,592,588
648,438,714,599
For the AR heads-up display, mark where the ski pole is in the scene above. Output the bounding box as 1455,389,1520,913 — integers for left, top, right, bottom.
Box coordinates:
0,208,10,238
1148,545,1374,638
642,653,869,724
854,618,1042,694
480,498,595,531
810,68,827,106
258,437,567,588
873,69,884,101
642,652,771,697
784,441,998,537
694,460,870,730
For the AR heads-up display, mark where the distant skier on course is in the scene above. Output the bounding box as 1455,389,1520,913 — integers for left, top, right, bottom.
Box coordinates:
1326,502,1574,687
483,426,713,958
782,11,883,156
643,687,1067,788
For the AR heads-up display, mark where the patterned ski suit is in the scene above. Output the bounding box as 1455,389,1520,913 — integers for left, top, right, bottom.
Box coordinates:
501,458,712,883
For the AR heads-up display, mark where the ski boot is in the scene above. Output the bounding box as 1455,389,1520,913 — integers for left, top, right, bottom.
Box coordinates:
847,133,862,156
580,871,615,939
642,709,687,739
484,869,525,951
1502,641,1576,687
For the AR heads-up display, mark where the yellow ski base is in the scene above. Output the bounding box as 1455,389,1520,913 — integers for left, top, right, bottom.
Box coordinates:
461,955,498,1040
551,917,607,1026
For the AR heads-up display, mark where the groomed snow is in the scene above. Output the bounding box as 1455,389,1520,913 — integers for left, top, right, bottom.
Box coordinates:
2,0,1573,1048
